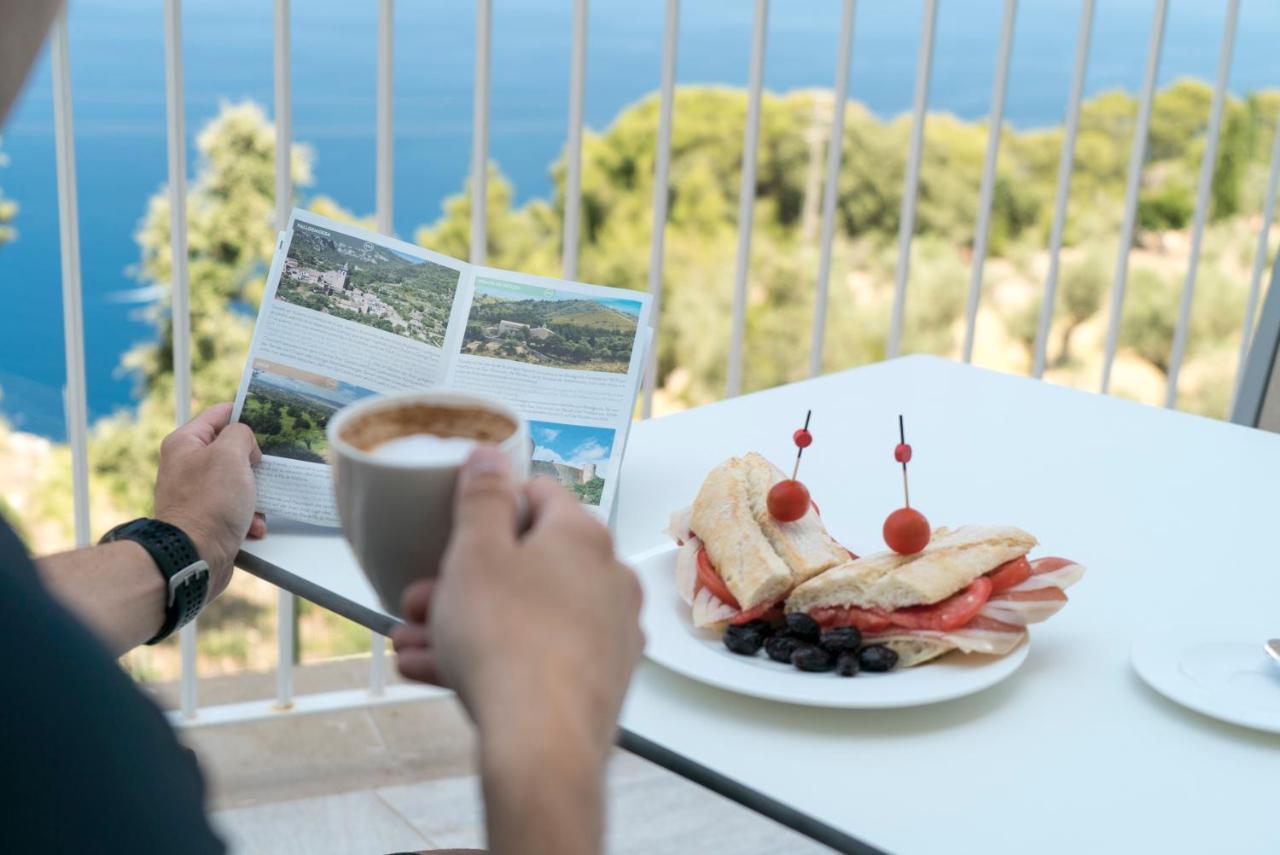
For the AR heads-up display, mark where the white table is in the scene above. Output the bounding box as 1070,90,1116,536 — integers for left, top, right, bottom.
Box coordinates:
239,355,1280,854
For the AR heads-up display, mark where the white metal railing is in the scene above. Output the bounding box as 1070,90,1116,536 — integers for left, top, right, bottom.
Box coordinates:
808,0,855,379
40,0,1279,726
887,0,938,360
1165,0,1239,408
1034,0,1096,379
1100,0,1168,394
726,0,768,398
961,0,1016,364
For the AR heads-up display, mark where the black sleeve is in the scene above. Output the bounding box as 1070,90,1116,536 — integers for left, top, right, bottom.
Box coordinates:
0,520,225,854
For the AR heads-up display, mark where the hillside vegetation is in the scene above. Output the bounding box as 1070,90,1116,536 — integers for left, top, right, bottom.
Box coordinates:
3,79,1277,677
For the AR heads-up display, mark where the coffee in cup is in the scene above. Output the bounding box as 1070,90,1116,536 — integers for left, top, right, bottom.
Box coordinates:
327,391,530,616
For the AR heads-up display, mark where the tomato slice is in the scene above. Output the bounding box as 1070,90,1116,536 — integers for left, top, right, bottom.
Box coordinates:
729,601,783,625
886,577,994,632
810,605,894,633
695,546,741,610
986,556,1031,592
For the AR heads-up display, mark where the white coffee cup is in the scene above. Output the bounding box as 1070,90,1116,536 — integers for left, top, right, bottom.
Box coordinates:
326,390,530,616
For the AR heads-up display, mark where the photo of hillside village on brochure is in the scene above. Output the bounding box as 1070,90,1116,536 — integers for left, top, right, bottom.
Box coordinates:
276,220,460,348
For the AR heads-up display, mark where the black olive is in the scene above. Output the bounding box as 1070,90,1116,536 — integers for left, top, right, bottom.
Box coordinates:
764,634,801,663
784,613,821,642
740,619,774,638
820,626,862,653
858,644,899,672
722,624,765,656
791,644,835,672
835,651,860,677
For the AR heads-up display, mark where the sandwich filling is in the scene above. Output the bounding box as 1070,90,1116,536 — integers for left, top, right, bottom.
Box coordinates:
784,526,1085,662
667,452,851,628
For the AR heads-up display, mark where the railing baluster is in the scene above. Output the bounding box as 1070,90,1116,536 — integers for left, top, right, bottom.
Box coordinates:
164,0,199,720
1099,0,1167,394
274,0,295,710
562,0,589,279
1231,114,1280,411
961,0,1016,364
808,0,856,379
1034,0,1095,379
726,0,768,398
1165,0,1238,409
370,0,394,695
50,11,91,550
641,0,680,418
470,0,492,264
887,0,938,359
376,0,393,235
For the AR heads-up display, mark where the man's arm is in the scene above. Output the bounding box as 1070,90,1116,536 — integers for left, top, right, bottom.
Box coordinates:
36,403,265,657
393,449,644,855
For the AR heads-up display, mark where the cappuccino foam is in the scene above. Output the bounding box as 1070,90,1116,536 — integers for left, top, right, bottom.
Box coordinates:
370,434,477,466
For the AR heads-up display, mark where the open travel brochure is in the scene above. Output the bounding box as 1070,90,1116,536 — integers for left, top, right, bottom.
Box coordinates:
230,209,652,528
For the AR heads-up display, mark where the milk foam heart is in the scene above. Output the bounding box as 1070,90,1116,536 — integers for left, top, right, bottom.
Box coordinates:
371,433,477,465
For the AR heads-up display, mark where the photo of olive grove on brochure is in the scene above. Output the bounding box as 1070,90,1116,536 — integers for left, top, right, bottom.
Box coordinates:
462,277,642,374
528,421,615,507
275,219,461,347
239,359,375,463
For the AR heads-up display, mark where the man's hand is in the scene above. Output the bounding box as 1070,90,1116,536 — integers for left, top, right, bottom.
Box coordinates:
392,446,643,855
154,402,266,599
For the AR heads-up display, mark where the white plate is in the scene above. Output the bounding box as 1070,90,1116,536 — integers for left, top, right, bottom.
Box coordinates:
1131,623,1280,734
630,545,1030,709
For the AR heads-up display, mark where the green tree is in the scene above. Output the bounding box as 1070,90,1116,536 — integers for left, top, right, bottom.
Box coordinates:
1054,253,1108,367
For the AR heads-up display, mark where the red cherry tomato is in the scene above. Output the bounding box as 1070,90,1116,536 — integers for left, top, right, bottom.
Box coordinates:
883,507,930,554
767,479,811,522
986,556,1031,592
793,428,813,448
695,546,740,610
886,577,993,632
894,442,912,463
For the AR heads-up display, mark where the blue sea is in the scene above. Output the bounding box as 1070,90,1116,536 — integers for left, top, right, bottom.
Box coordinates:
3,0,1279,439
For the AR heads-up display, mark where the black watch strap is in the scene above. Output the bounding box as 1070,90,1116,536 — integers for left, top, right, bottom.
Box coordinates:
100,518,210,645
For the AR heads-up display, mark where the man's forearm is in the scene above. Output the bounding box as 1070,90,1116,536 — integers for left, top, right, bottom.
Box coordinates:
36,542,166,656
479,702,609,855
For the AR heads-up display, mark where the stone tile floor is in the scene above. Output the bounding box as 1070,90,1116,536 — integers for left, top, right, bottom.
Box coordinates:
157,660,834,855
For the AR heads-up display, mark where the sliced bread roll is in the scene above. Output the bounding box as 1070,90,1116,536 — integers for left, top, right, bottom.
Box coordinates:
786,524,1037,613
738,452,849,585
689,453,849,609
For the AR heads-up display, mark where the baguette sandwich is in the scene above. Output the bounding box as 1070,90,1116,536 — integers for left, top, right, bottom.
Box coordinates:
667,453,852,628
785,525,1084,667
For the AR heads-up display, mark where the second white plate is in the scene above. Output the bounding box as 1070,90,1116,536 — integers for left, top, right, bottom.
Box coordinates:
631,544,1030,709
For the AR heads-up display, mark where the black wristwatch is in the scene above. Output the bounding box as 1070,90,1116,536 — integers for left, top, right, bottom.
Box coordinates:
100,517,210,645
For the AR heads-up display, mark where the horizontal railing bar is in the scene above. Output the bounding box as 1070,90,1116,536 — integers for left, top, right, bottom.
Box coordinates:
168,682,450,729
